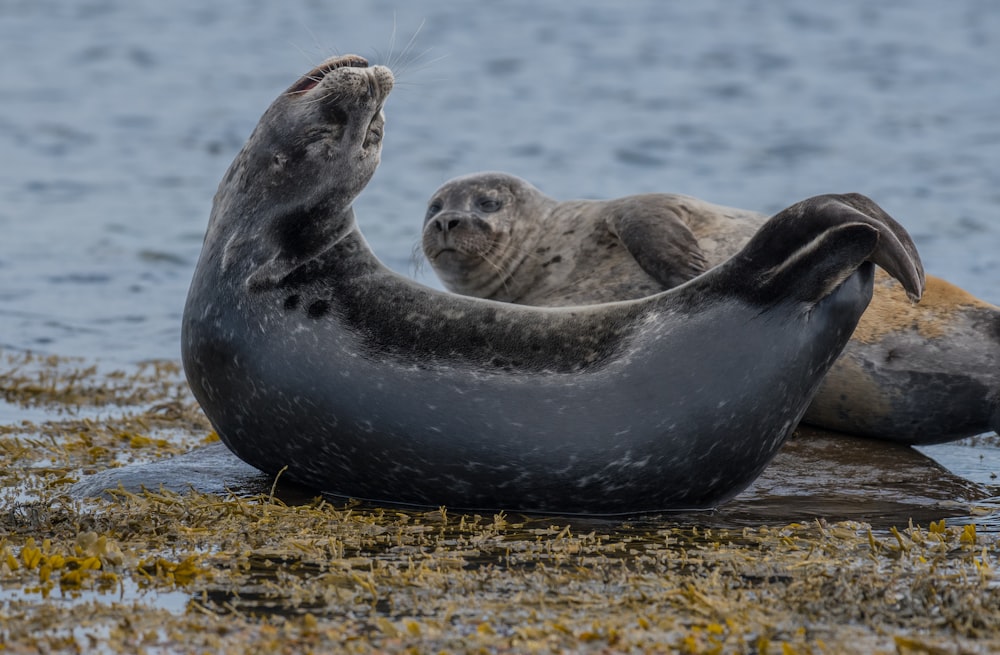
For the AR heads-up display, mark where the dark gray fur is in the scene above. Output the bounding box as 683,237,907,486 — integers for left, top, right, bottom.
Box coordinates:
183,56,923,514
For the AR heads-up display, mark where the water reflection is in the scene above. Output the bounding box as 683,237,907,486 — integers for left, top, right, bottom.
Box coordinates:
71,429,1000,533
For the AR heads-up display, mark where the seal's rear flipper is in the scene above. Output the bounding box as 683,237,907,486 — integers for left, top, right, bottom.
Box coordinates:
723,194,925,308
825,193,925,301
754,221,880,308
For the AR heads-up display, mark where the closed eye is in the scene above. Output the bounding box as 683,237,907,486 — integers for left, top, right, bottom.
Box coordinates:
477,198,502,212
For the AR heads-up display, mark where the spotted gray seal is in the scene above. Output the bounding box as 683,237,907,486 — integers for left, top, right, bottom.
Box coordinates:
422,172,998,444
182,55,924,514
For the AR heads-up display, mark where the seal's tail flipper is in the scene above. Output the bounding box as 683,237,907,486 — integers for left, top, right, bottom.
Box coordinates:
725,193,925,308
826,193,925,301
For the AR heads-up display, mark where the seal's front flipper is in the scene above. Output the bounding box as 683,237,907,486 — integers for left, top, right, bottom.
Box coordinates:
723,193,925,308
607,196,709,289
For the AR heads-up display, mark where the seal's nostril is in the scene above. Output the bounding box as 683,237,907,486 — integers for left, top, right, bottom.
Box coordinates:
447,219,460,231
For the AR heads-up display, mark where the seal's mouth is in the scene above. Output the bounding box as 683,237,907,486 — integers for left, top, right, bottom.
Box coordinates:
288,54,370,95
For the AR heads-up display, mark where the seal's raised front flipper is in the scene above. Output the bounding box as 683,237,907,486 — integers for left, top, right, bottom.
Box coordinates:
605,195,709,288
719,194,925,308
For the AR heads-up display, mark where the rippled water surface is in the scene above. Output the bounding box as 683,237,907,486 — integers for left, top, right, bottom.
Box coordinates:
2,0,998,363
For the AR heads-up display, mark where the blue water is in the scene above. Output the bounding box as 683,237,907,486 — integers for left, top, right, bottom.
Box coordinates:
1,1,998,363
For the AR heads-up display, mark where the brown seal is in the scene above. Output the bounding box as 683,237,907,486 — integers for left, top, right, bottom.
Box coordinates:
181,56,924,514
423,172,997,444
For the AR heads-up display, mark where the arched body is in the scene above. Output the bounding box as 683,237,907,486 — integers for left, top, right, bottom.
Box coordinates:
183,57,922,514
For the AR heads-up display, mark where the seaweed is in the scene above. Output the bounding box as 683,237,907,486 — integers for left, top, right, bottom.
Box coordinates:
1,350,999,653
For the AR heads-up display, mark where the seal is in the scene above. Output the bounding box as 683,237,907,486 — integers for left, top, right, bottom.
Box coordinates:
182,55,924,515
423,172,998,445
422,172,755,305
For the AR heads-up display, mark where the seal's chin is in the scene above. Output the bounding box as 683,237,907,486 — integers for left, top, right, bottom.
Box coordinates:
429,248,478,267
428,247,457,262
288,54,370,94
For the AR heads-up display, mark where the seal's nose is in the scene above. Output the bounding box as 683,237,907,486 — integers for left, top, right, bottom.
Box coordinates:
432,213,464,234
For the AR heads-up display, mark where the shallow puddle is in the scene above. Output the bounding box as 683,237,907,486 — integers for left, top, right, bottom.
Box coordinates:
919,438,1000,488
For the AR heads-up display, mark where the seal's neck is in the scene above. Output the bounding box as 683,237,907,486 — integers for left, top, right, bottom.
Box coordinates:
479,199,553,303
268,201,356,262
204,119,367,263
215,200,359,292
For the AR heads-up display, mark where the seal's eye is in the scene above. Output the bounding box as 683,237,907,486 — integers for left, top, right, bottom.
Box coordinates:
477,198,502,213
322,105,349,125
426,201,442,221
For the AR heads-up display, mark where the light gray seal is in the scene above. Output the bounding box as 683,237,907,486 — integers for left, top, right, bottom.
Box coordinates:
423,172,997,445
182,55,924,515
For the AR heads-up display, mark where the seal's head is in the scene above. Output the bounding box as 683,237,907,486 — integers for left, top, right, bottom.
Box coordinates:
421,172,554,298
215,55,394,226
